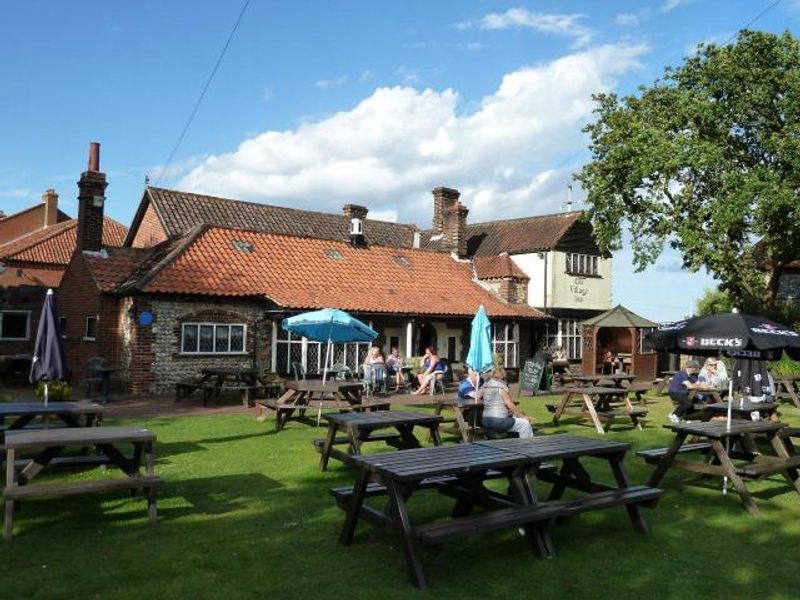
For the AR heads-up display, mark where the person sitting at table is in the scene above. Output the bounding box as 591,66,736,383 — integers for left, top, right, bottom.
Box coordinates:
699,356,729,389
457,368,484,406
481,367,533,438
412,346,445,395
668,359,702,423
386,347,405,392
600,347,614,375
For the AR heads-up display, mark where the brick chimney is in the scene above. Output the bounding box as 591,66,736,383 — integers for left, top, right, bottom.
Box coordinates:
441,202,469,257
76,142,107,252
42,188,58,227
343,204,368,248
432,187,460,231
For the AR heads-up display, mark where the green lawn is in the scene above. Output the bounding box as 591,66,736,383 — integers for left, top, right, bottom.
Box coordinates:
2,394,800,600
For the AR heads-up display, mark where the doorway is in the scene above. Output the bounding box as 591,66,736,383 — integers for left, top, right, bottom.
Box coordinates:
416,322,437,355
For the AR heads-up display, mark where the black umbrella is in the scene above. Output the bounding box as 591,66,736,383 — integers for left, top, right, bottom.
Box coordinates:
646,312,800,359
29,288,67,405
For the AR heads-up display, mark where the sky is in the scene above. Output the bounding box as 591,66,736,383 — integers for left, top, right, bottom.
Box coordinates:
1,0,797,322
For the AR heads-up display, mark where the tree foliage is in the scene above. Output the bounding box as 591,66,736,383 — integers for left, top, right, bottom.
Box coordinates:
695,288,733,316
577,30,800,309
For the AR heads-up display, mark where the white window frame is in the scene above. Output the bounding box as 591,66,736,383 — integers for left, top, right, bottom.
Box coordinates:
545,318,583,361
0,310,31,340
180,322,247,355
84,315,98,341
565,253,599,276
492,322,519,368
640,327,656,354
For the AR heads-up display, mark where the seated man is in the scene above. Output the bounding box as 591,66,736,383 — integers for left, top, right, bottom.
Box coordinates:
668,359,702,422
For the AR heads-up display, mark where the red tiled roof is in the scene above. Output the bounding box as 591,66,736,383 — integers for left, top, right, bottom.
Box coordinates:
129,187,419,249
474,255,529,280
0,264,63,288
127,226,545,319
83,247,156,292
0,217,128,266
422,211,588,256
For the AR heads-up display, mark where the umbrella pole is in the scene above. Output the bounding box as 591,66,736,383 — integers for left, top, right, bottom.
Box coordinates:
723,380,733,494
43,381,49,430
318,339,332,426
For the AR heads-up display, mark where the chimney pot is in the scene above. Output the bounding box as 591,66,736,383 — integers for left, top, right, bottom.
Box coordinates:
432,186,460,231
88,142,100,172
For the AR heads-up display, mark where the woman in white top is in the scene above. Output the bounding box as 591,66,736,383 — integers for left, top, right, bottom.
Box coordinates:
480,367,534,438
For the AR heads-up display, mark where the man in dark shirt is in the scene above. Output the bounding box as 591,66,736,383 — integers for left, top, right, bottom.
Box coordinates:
668,359,702,422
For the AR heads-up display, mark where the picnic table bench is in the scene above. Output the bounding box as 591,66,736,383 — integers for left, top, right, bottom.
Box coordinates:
547,386,648,434
175,368,281,407
643,420,800,515
774,375,800,409
3,426,160,540
334,435,662,588
315,410,443,470
654,370,677,395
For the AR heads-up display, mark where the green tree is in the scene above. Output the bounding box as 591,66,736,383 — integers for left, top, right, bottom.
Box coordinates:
695,288,733,316
577,30,800,310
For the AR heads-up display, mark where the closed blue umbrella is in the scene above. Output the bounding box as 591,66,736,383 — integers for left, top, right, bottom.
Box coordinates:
465,305,493,374
29,289,67,406
282,308,378,382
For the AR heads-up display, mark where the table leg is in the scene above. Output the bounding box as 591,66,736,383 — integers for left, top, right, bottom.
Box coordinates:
386,479,427,589
144,441,158,524
4,447,16,540
18,445,66,485
709,438,759,515
553,391,573,424
583,393,605,435
320,422,340,471
429,423,442,447
396,424,421,450
508,467,554,558
96,443,138,476
789,383,800,409
767,431,800,495
452,406,471,443
339,468,370,546
608,452,649,534
647,432,688,487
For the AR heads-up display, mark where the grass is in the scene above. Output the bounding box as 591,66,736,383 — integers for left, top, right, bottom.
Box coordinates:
2,393,800,600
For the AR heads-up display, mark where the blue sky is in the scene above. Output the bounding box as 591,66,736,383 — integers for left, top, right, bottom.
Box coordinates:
1,0,797,321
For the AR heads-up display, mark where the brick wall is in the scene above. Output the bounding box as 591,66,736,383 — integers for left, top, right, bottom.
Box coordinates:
0,284,46,356
123,297,271,395
57,253,123,384
0,205,48,245
130,203,167,248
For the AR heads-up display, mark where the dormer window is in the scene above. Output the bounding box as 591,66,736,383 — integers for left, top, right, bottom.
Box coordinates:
350,217,363,236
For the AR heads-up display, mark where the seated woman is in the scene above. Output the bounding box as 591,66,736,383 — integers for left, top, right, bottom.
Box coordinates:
457,368,484,405
385,347,405,392
480,367,534,438
412,346,445,395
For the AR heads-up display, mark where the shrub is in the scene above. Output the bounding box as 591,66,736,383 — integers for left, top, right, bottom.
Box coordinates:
34,380,72,401
771,354,800,377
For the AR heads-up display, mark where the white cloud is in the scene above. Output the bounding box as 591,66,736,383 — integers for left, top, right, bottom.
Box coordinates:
358,70,374,82
661,0,694,13
614,8,652,27
314,75,348,89
395,66,421,84
178,44,647,226
459,7,594,48
149,155,207,184
3,188,35,199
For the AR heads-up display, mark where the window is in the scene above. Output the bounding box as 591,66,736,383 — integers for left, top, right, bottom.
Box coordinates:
545,318,583,361
275,325,369,375
640,327,656,354
181,323,246,354
447,336,456,362
84,316,98,341
565,253,599,276
492,323,518,368
0,311,30,340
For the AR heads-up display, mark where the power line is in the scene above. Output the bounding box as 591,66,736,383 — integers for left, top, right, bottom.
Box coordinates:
155,0,251,185
723,0,782,45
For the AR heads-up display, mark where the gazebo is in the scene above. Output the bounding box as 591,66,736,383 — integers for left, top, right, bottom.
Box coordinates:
580,305,658,379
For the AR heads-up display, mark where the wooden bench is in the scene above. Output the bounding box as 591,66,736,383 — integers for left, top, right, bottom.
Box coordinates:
739,455,800,478
313,432,406,453
637,442,712,464
413,486,663,546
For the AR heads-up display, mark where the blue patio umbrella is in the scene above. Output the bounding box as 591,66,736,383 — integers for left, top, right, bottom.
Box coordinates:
282,308,378,382
29,289,68,406
465,305,494,374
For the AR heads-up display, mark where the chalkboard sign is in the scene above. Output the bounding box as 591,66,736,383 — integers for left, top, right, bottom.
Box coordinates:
519,351,546,397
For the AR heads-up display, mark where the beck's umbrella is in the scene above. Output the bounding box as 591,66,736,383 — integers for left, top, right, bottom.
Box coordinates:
29,289,68,407
645,312,800,359
281,308,378,382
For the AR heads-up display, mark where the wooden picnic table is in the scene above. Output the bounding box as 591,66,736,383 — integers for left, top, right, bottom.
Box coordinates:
176,367,279,407
774,375,800,409
643,420,800,515
699,399,779,422
316,410,443,470
256,379,384,431
654,370,678,395
687,386,728,403
548,386,647,434
0,401,103,440
3,425,160,539
570,373,638,389
333,435,662,588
